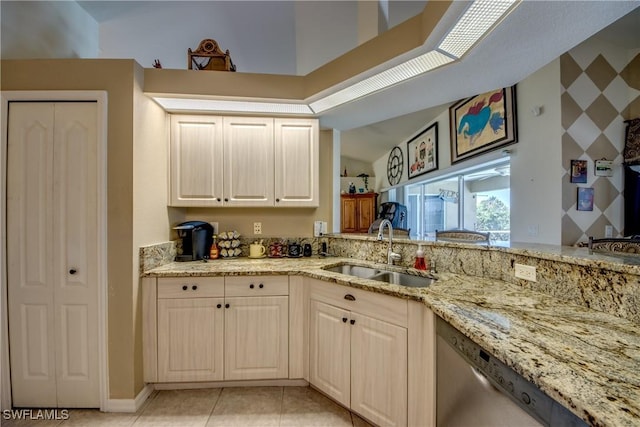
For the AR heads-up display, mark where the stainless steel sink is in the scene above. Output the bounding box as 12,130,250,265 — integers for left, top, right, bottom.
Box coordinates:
324,264,435,288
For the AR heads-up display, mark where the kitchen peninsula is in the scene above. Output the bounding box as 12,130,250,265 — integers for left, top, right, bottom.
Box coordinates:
141,237,640,427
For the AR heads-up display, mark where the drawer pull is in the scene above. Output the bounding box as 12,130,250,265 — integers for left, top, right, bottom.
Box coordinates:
250,284,254,289
259,284,264,289
182,285,188,291
342,317,348,323
217,304,222,309
350,319,356,325
225,303,230,308
192,285,198,291
344,294,356,301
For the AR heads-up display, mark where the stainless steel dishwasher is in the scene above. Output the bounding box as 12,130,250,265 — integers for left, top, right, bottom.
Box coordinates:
436,317,588,427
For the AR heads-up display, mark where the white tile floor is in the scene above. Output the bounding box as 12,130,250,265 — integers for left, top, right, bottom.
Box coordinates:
2,387,375,427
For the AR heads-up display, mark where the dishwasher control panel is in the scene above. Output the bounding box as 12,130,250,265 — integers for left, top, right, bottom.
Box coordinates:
436,318,588,427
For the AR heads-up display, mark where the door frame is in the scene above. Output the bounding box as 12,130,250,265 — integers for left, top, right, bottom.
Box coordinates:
1,91,109,411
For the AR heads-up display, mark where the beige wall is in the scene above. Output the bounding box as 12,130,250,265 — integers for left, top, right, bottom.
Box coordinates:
1,59,139,399
132,63,181,394
181,129,335,237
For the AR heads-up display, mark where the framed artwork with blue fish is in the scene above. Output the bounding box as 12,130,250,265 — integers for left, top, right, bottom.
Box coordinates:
449,86,517,163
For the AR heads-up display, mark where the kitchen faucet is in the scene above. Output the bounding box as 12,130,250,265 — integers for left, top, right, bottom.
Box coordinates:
377,219,402,265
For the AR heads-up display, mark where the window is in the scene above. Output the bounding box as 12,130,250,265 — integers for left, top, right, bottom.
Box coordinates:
404,161,510,242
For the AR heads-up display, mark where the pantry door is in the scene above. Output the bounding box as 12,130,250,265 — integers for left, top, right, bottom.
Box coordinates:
7,102,100,407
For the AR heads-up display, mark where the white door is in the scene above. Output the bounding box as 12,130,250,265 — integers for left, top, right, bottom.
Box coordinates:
309,300,351,408
224,296,289,380
223,117,274,206
169,115,224,206
274,118,318,207
7,102,100,407
351,313,408,427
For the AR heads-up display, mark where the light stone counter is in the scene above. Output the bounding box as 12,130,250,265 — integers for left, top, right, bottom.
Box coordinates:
144,256,640,427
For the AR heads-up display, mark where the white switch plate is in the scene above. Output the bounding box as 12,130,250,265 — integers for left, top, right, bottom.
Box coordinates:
209,222,219,235
515,263,537,282
314,221,328,237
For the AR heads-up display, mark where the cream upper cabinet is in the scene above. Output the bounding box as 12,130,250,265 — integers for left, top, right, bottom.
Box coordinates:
169,115,224,206
168,115,318,207
223,117,275,206
274,118,319,207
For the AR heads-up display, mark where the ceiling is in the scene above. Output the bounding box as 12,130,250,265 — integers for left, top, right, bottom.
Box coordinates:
77,1,640,163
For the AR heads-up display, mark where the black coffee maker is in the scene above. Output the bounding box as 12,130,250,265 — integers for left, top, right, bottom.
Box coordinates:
174,221,214,261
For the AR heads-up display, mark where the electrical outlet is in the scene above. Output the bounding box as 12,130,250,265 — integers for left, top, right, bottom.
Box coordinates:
253,222,262,235
605,225,613,238
514,263,537,282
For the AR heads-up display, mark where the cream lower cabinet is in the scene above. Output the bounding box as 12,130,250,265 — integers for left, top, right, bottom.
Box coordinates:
146,275,289,383
158,298,225,382
224,296,289,380
309,281,409,427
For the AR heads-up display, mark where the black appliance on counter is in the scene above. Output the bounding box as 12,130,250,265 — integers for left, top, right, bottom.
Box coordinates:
174,221,213,261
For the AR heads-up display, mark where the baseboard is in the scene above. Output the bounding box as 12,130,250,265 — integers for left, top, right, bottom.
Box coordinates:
103,384,154,413
153,379,309,390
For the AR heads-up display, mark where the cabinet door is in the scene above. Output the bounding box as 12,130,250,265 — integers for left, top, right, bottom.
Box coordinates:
223,117,274,206
169,115,224,206
351,313,408,427
274,118,319,207
341,197,358,233
157,298,224,382
309,300,351,408
356,196,375,232
224,296,288,380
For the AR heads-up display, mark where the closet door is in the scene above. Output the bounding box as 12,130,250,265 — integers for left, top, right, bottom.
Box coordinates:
7,102,100,407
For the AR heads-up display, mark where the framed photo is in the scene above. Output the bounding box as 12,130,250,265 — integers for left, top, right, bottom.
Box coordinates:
570,160,588,183
407,122,438,179
449,86,517,163
577,187,594,211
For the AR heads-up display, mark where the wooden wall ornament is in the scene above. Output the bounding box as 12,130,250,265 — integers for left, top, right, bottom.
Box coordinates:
188,39,236,71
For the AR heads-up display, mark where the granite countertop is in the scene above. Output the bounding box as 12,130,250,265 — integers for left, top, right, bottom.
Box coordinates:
144,257,640,427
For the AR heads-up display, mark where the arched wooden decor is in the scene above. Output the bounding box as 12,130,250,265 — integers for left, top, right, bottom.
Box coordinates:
188,39,236,71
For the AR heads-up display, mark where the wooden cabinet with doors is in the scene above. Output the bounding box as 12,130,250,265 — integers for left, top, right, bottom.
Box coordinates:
308,279,408,427
168,115,318,207
146,275,289,383
341,193,377,233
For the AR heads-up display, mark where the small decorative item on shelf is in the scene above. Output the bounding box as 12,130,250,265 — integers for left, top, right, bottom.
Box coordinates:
348,182,356,194
358,173,370,191
218,230,241,257
188,38,236,71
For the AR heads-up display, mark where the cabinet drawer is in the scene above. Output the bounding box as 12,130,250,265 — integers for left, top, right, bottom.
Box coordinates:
157,277,225,299
308,279,407,327
225,275,289,297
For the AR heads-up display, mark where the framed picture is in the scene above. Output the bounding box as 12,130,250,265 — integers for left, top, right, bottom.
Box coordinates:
407,122,438,179
577,187,594,211
570,160,588,183
449,86,517,163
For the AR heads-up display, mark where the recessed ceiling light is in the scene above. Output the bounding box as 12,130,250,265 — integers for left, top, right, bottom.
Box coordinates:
438,0,520,59
309,50,454,113
152,97,314,115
